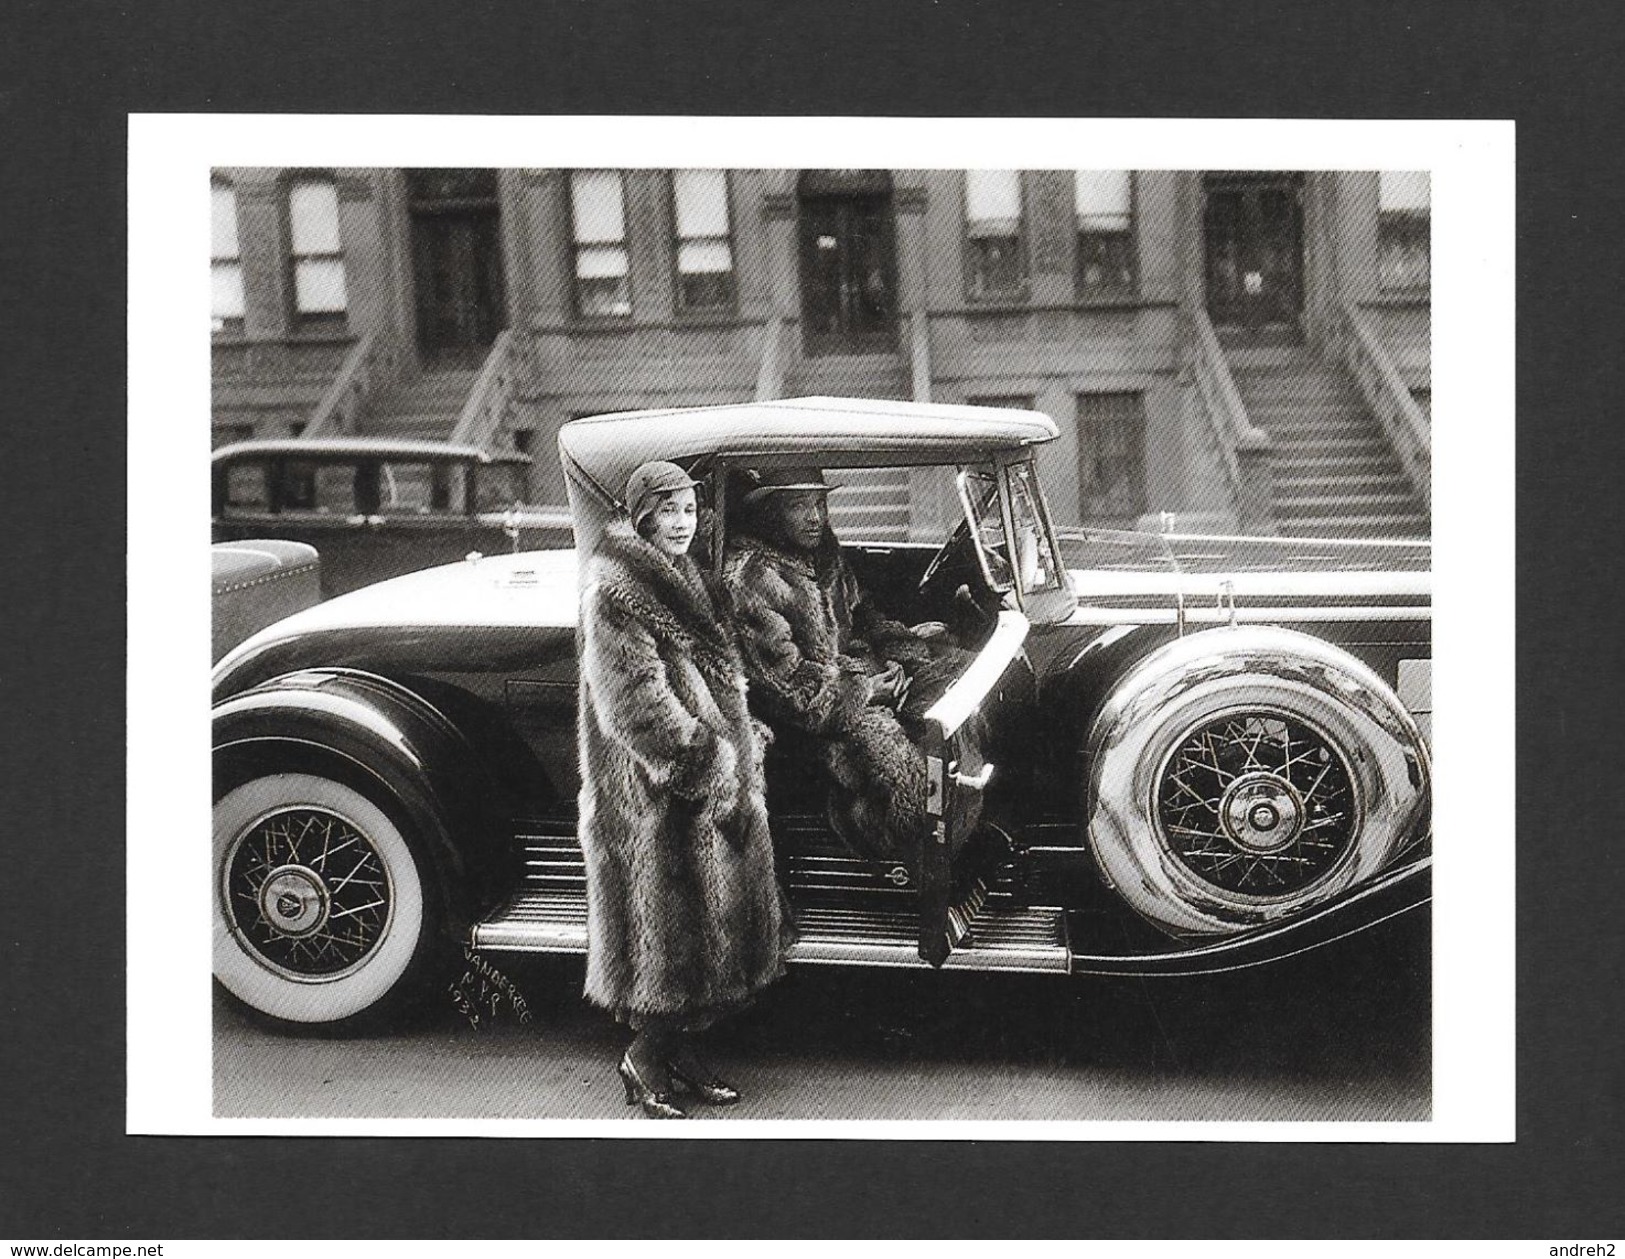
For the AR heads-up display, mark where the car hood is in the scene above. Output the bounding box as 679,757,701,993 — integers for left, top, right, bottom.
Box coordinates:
1058,529,1430,623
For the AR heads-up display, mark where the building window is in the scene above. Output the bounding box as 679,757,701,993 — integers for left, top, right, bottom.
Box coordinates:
1378,171,1430,290
211,182,244,334
1074,171,1136,302
569,170,631,318
672,170,736,312
964,170,1027,299
288,177,349,329
1078,392,1147,521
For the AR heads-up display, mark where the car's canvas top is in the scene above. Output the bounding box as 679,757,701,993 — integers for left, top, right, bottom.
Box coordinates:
558,396,1058,506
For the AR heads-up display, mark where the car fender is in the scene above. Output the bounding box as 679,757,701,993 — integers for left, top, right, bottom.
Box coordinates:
1069,856,1432,976
211,669,510,923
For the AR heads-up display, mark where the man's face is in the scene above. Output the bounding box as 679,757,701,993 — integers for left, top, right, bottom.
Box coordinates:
771,489,829,551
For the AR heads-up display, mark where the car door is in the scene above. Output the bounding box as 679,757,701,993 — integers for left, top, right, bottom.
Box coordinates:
915,606,1030,966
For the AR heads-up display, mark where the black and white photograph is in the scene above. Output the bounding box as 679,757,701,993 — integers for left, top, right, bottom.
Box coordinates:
15,0,1625,1242
127,117,1511,1139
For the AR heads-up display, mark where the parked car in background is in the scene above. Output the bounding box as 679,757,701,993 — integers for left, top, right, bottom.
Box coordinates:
211,397,1432,1031
212,438,573,595
211,539,322,663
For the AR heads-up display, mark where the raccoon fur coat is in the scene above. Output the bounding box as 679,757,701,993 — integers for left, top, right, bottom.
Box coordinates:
577,521,789,1029
721,524,980,861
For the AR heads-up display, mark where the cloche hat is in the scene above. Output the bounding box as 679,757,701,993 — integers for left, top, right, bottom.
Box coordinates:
625,460,700,532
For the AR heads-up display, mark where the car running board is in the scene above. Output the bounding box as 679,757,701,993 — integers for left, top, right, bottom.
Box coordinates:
471,887,1071,975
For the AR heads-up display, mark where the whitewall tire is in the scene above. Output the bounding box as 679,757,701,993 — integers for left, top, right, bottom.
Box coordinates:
214,772,429,1027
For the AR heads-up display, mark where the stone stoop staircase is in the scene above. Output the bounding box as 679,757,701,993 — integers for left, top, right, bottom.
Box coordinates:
1229,346,1430,539
353,366,480,440
786,352,912,542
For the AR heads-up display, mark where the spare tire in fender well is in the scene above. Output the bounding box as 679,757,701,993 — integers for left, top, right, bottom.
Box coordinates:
1083,625,1430,939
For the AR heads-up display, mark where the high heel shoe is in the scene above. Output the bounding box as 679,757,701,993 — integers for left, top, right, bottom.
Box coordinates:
667,1057,742,1107
618,1052,688,1119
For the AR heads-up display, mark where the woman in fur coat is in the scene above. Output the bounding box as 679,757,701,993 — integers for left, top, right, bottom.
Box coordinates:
720,467,982,862
578,460,790,1119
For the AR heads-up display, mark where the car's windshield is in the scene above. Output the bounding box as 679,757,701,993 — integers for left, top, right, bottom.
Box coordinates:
1007,461,1062,594
956,465,1014,592
954,460,1066,599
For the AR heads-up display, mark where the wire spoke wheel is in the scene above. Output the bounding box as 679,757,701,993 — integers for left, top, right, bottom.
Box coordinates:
1085,626,1430,937
223,807,394,980
1156,711,1357,900
213,772,429,1027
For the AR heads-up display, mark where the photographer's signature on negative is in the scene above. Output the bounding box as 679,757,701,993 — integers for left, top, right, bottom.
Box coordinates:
447,946,533,1029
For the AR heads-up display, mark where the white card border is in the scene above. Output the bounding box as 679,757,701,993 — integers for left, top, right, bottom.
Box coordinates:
128,114,1515,1140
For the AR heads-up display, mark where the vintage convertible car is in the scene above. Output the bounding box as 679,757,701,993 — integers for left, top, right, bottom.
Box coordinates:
212,397,1432,1030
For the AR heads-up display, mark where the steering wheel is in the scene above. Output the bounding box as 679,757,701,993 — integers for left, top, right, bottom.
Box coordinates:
918,519,977,595
918,521,1015,634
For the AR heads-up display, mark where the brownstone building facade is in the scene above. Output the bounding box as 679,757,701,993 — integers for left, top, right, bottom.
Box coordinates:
212,168,1431,537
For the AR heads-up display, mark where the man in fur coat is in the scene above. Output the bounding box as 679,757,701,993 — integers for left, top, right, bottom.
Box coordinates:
721,467,980,861
577,467,790,1113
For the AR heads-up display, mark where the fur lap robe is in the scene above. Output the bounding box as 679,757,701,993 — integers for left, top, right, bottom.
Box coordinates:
577,522,790,1030
722,526,984,862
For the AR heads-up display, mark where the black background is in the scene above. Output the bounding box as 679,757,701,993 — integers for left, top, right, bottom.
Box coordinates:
3,0,1620,1240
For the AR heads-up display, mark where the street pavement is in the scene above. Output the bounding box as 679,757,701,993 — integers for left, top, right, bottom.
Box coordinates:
215,931,1429,1123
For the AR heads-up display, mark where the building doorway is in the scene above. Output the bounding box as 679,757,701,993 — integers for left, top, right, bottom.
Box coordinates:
796,171,899,356
1203,173,1304,339
408,169,507,367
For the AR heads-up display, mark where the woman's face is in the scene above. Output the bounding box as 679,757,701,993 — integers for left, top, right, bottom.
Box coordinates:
645,487,699,556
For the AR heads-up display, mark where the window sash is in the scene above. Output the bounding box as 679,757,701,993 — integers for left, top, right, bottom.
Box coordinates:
284,178,348,319
1076,231,1137,299
211,185,240,260
673,170,730,237
1073,170,1131,228
289,180,342,253
1378,214,1430,289
677,238,732,275
570,171,627,245
576,275,631,317
965,170,1022,237
967,235,1025,298
576,244,629,279
294,257,348,313
1379,170,1430,213
212,261,245,322
1078,392,1147,520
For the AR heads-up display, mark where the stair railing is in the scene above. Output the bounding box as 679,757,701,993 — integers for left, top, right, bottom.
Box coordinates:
449,329,517,450
1332,299,1432,513
908,309,933,403
1186,306,1276,534
753,311,785,401
304,331,394,438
